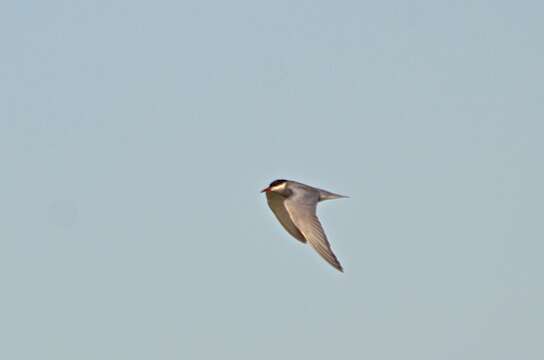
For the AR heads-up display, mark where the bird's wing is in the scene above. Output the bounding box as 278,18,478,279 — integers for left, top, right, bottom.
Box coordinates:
284,193,343,272
266,192,306,243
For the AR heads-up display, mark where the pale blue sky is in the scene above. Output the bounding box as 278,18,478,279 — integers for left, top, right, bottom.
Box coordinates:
1,1,543,359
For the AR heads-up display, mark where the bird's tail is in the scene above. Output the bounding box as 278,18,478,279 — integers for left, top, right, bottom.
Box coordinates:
319,190,349,201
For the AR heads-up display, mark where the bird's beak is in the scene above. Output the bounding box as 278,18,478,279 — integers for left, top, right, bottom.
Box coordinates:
260,186,271,193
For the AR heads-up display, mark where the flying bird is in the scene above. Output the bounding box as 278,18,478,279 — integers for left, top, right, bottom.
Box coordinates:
261,179,347,272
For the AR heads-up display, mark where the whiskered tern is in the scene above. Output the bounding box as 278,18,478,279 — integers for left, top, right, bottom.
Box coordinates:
261,179,347,272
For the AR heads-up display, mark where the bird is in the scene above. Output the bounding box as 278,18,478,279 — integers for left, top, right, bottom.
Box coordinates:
261,179,347,272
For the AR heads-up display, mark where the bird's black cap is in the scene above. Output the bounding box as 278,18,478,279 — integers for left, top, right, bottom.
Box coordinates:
269,179,287,187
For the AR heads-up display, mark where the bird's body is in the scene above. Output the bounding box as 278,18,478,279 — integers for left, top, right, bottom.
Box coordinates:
261,179,347,272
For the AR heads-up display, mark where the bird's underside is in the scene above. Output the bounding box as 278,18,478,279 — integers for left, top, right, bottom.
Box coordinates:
266,192,306,243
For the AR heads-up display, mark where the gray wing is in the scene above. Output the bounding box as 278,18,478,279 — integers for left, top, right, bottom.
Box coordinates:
284,192,344,272
266,192,306,243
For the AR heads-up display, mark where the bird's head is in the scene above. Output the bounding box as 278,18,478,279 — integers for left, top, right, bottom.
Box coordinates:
260,179,289,195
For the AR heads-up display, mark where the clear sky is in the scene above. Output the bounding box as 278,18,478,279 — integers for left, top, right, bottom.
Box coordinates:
1,1,543,359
